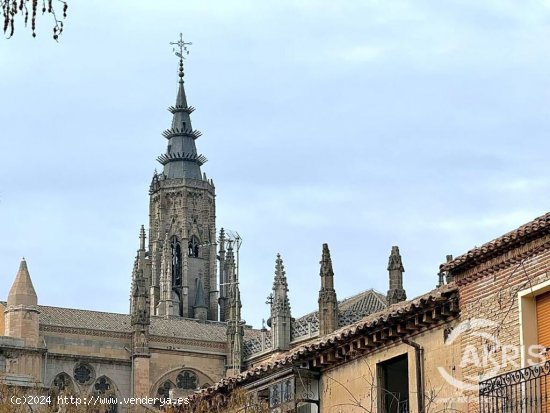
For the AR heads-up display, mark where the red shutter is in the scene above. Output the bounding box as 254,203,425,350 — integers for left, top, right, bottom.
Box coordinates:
536,291,550,355
536,291,550,411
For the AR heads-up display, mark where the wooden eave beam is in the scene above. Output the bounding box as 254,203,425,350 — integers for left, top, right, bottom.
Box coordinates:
387,327,399,338
319,352,335,365
396,324,410,336
422,310,436,324
405,320,417,331
441,304,451,316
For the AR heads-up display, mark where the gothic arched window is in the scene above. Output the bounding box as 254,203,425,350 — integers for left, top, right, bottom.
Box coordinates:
171,236,182,286
91,376,117,413
188,235,200,258
52,373,73,392
157,380,174,399
176,370,198,390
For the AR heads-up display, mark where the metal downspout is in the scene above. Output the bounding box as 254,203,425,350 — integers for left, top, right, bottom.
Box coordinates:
402,338,425,413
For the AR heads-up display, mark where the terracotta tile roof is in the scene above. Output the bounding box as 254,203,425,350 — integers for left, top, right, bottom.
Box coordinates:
440,212,550,274
192,283,458,401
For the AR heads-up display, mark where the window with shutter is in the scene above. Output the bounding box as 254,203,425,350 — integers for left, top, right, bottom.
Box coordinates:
536,291,550,412
536,291,550,358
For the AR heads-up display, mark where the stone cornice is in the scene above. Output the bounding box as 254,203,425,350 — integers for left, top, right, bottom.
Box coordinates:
40,325,132,340
39,326,227,351
149,335,226,350
46,352,132,365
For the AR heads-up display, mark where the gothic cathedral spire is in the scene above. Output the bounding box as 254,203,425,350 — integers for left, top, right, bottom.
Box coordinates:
156,34,206,180
145,36,218,320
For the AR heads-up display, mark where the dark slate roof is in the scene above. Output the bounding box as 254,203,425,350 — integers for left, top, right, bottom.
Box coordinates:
291,288,387,340
39,305,133,333
338,288,388,318
243,289,388,358
243,330,272,358
36,305,236,343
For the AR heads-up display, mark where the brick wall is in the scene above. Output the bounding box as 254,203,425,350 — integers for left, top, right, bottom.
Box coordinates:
454,235,550,411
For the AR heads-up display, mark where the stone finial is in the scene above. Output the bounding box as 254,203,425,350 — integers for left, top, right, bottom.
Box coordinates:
387,246,405,272
271,254,291,315
318,243,338,336
320,243,334,281
139,225,146,251
273,253,288,288
271,253,291,351
387,245,407,305
7,258,37,307
219,227,226,252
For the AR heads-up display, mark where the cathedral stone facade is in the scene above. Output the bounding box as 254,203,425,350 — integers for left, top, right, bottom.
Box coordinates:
0,52,405,411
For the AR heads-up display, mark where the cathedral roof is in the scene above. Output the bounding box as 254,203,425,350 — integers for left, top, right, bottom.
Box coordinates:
338,288,388,314
34,305,244,343
38,305,132,333
243,288,387,358
292,288,387,339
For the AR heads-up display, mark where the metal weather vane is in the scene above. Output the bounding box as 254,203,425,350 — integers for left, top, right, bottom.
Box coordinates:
170,33,192,60
170,33,192,79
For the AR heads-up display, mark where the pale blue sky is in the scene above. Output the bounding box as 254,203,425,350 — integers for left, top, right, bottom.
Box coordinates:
1,0,549,327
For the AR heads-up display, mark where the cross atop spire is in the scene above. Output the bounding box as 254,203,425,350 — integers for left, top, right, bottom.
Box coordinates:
170,33,192,80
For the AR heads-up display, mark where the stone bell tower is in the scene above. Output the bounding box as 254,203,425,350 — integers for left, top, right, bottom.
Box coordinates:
147,35,218,320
